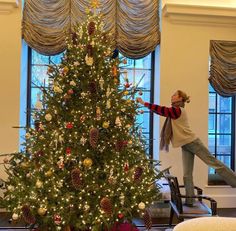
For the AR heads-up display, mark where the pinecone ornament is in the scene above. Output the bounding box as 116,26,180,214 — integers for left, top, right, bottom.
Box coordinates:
71,168,82,189
21,205,36,224
88,81,97,94
115,140,127,152
143,209,152,230
89,127,99,148
88,21,96,35
87,44,93,57
133,166,143,182
100,197,112,215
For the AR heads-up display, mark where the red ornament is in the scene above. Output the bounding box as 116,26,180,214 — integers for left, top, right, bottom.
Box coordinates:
66,147,71,155
124,83,132,88
124,163,129,172
53,214,62,225
66,122,73,129
67,89,74,95
117,213,124,219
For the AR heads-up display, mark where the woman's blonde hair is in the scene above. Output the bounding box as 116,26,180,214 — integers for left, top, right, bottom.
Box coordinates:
177,90,190,103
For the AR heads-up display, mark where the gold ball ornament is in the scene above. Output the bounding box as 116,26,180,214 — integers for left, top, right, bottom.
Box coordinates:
12,213,19,221
45,169,53,177
36,180,43,188
138,202,146,210
37,207,47,216
21,161,29,169
45,113,52,121
102,121,109,129
83,158,93,168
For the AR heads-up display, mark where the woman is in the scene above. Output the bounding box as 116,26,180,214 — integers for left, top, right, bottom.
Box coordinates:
136,90,236,206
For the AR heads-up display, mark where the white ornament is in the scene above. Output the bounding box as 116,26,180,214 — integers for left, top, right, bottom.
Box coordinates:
99,78,104,90
80,136,87,146
106,86,111,97
12,213,19,220
115,116,122,127
106,100,111,109
74,61,80,66
138,202,145,210
7,185,14,192
85,54,93,66
84,204,90,211
119,193,125,205
70,80,76,86
45,113,52,121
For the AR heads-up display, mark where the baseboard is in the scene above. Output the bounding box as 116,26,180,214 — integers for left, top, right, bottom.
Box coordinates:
210,194,236,208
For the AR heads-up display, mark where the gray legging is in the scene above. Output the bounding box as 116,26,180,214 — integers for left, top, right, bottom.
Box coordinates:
181,138,236,205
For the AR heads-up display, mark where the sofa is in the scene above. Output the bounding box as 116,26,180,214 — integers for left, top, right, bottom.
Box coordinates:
173,217,236,231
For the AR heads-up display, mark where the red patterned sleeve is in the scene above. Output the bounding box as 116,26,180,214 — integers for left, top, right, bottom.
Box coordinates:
144,102,181,119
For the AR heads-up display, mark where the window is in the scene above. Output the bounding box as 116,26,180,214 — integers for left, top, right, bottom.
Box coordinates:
26,48,155,157
208,84,235,184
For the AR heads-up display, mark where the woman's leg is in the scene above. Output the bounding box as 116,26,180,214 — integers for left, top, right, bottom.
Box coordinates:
182,146,195,205
184,138,236,187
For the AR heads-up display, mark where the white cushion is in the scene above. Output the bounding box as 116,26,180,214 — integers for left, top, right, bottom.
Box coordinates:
173,217,236,231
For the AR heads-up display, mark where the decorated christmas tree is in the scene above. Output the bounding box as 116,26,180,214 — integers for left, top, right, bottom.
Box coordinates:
1,4,161,231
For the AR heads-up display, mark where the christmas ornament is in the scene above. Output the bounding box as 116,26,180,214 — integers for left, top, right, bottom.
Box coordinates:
72,32,77,45
12,213,19,221
124,162,129,172
84,204,90,211
73,61,80,66
123,59,127,64
138,202,145,210
66,122,73,129
117,213,124,219
87,44,93,57
70,80,76,86
143,210,152,230
115,140,127,152
38,207,47,216
99,78,104,89
22,205,36,224
83,158,93,168
123,90,129,95
85,54,93,66
67,89,74,95
54,85,63,93
112,66,118,77
25,132,31,139
88,81,97,94
45,113,52,121
119,193,125,205
134,166,143,182
89,127,99,148
62,66,69,75
106,100,111,109
100,197,112,215
102,121,109,129
138,90,143,95
45,169,53,177
80,136,87,145
57,156,65,169
66,147,71,156
96,107,101,120
71,168,82,189
47,65,54,74
80,115,86,122
7,185,14,192
54,214,62,225
36,179,43,188
115,116,122,127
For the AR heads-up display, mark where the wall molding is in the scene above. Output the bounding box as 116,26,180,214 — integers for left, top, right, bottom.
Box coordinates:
163,3,236,27
0,0,19,14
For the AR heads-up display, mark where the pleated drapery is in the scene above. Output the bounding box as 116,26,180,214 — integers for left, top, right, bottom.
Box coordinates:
22,0,160,58
209,40,236,97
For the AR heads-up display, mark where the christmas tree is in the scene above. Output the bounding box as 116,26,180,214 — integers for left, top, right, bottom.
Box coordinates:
2,4,161,231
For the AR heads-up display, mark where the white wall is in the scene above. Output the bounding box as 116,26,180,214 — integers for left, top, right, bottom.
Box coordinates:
159,0,236,207
0,1,21,180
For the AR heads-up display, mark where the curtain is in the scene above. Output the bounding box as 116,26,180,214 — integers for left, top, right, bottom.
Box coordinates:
22,0,160,58
209,40,236,97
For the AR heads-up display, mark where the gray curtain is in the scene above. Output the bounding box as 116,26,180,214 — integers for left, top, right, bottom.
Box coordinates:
22,0,160,58
209,40,236,97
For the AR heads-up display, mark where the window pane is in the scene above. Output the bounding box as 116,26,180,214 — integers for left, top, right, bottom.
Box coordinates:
32,65,49,87
217,114,231,134
216,134,231,154
217,95,232,113
209,93,216,113
208,134,215,153
32,50,49,65
208,114,215,132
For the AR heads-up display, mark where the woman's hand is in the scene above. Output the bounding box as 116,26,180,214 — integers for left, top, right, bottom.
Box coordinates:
136,97,145,105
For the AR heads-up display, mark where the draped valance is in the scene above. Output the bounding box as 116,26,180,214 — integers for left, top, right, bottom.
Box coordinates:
22,0,160,58
209,40,236,97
